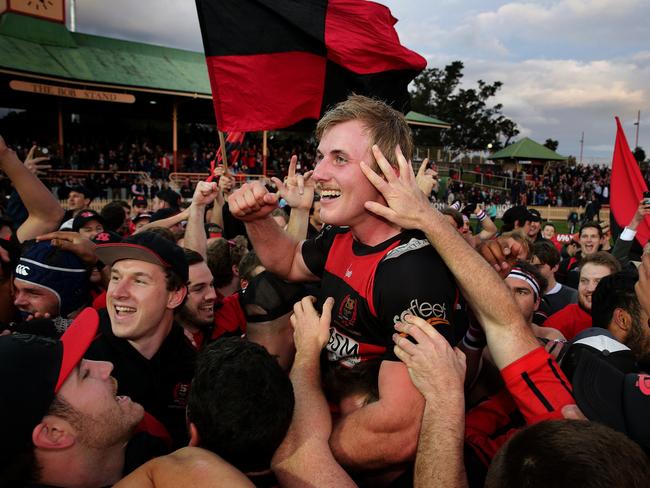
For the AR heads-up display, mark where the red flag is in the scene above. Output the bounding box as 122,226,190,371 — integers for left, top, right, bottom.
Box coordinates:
610,116,649,245
207,131,245,182
195,0,426,132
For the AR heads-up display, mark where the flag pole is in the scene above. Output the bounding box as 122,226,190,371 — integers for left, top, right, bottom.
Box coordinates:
263,131,268,177
218,130,228,169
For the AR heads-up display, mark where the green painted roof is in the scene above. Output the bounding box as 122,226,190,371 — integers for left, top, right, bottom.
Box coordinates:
406,111,450,128
0,13,211,95
488,137,567,161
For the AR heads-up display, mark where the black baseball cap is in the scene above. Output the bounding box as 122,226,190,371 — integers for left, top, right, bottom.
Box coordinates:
91,230,123,244
239,270,308,323
572,351,650,449
95,231,189,282
72,209,105,232
0,308,99,472
132,212,153,224
132,195,148,207
528,208,542,222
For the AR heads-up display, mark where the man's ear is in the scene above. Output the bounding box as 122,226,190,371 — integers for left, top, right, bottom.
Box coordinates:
551,263,560,274
32,417,75,450
167,286,187,309
612,308,632,332
232,265,240,278
188,422,201,447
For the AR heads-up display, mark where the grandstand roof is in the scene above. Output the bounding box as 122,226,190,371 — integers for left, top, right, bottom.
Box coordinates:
0,13,211,97
488,137,567,161
405,111,450,129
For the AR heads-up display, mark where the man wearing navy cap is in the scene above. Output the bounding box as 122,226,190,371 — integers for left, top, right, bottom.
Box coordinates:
13,240,91,322
86,231,196,448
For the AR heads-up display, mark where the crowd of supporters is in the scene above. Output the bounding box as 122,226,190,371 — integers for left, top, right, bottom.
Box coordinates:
1,95,649,488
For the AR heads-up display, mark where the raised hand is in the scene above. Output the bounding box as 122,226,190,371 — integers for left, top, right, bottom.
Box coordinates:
192,181,220,207
271,155,314,210
392,314,466,401
290,296,334,356
415,158,439,197
24,145,52,176
227,180,279,222
360,144,432,230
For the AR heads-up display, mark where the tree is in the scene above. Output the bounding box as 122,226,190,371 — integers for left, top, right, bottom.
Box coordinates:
633,146,646,164
544,139,559,151
409,61,519,158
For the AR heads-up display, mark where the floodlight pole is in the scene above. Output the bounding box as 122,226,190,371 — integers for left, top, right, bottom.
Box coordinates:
634,110,641,149
579,132,584,164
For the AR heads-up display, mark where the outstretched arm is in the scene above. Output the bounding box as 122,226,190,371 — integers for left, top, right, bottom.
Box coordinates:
0,138,64,242
393,315,468,488
272,296,357,488
184,181,220,259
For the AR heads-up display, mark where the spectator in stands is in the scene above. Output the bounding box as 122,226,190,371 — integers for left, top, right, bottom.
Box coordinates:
500,205,532,234
61,186,93,229
541,222,556,240
100,201,129,235
526,209,544,242
176,249,217,350
153,189,181,211
72,209,105,240
86,232,195,448
504,261,564,341
544,251,621,340
532,240,578,322
0,309,148,488
13,240,91,322
560,222,604,288
132,195,149,216
590,272,650,369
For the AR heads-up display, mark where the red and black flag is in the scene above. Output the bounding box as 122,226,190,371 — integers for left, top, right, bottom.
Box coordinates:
206,131,245,182
195,0,426,132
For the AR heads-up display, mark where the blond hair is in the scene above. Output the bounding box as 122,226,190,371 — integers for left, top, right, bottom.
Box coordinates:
315,94,413,168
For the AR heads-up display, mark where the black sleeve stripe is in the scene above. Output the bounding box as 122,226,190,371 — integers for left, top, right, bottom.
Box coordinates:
547,358,574,397
521,372,554,412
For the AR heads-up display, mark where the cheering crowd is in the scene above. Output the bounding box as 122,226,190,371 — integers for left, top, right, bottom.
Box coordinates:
1,95,649,487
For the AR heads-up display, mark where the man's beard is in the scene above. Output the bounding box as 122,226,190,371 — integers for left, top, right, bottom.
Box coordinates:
178,304,213,330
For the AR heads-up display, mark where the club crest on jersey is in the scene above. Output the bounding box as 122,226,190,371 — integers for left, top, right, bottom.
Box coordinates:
337,294,358,329
172,382,191,406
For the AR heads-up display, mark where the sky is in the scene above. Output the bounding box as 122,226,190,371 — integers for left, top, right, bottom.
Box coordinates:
73,0,650,163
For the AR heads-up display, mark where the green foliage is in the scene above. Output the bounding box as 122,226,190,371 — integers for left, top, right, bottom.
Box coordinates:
544,139,559,151
409,61,519,158
633,146,646,164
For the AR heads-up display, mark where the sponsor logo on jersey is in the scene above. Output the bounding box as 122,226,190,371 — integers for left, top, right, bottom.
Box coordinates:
393,299,447,324
172,382,191,406
345,265,353,278
383,238,430,261
326,327,360,365
15,264,30,276
337,294,358,329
